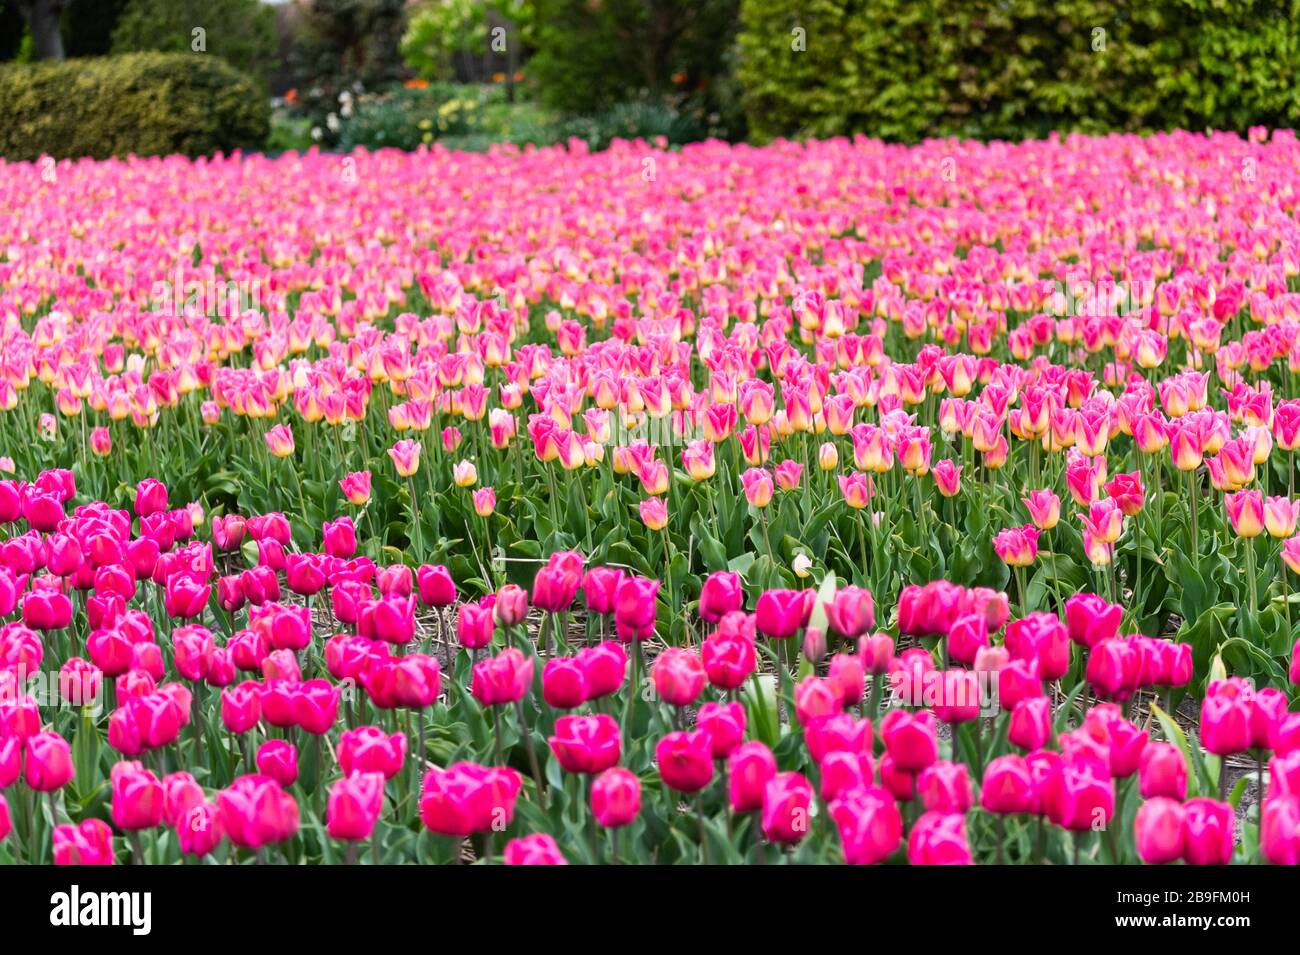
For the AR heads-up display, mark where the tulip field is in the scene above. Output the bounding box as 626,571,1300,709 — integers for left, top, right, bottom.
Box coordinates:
2,129,1300,867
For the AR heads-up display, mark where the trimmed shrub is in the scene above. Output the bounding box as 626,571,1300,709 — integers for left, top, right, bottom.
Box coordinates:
0,52,269,161
736,0,1300,143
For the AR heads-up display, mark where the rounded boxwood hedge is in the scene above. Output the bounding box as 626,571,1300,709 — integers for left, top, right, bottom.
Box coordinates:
0,52,269,160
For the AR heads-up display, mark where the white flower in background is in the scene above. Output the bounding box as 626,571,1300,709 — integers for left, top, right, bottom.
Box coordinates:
326,113,340,133
793,553,812,578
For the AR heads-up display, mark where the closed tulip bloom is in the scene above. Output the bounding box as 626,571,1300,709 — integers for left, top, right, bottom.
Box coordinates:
997,688,1049,746
1251,688,1288,750
1103,471,1145,516
1135,797,1186,864
416,564,456,606
916,760,972,814
1139,742,1188,800
211,514,248,551
327,772,385,841
456,601,494,649
582,567,625,615
636,495,668,531
53,819,115,866
838,471,874,509
542,657,588,709
338,471,372,506
878,752,916,801
452,460,477,488
376,563,413,597
322,516,357,558
728,741,777,812
803,712,870,766
907,811,973,865
22,590,72,631
162,772,205,830
794,675,843,725
932,458,962,497
697,701,746,759
550,714,621,775
24,731,74,791
830,786,902,864
253,602,312,651
740,468,774,508
134,479,168,517
827,652,865,706
58,657,102,707
825,585,875,639
698,571,744,623
358,593,416,645
993,524,1040,567
590,767,641,828
1065,593,1122,647
860,631,895,674
1018,748,1058,806
1043,758,1115,832
575,641,626,699
656,729,714,793
163,573,210,620
981,754,1036,814
652,647,706,706
1260,795,1300,865
701,633,756,690
389,439,421,477
218,774,300,849
1182,798,1235,865
256,740,299,787
532,560,582,614
1022,489,1061,530
1153,639,1194,687
379,655,440,711
173,625,214,682
1272,751,1300,799
1086,637,1141,701
1265,496,1299,538
762,772,814,844
881,709,939,773
420,762,522,837
111,761,164,831
755,588,811,639
264,425,295,457
470,648,534,706
1086,707,1148,778
503,833,567,865
1225,489,1265,537
338,726,406,779
221,681,262,735
1284,539,1300,579
613,576,659,642
1005,612,1070,680
1201,678,1254,756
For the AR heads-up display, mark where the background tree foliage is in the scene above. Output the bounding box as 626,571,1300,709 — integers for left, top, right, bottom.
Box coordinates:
109,0,277,89
736,0,1300,142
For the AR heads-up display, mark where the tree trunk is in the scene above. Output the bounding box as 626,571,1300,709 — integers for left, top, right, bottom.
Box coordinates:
20,0,66,62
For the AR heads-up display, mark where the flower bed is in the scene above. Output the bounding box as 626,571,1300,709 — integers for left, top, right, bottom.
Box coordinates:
0,130,1298,864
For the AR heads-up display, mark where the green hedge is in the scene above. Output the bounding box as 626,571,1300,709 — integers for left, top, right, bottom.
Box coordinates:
0,52,269,160
737,0,1300,142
